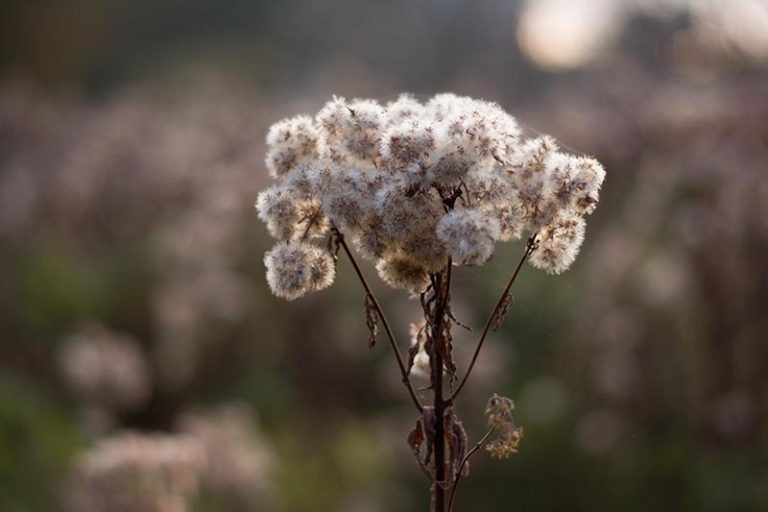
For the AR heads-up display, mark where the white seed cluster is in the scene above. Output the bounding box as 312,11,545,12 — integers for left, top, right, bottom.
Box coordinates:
257,94,605,298
263,241,335,300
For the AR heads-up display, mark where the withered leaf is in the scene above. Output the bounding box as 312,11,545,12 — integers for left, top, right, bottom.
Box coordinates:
364,293,378,348
407,419,425,454
491,292,514,331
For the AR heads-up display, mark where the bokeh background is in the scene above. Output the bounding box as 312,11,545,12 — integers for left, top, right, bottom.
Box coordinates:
1,0,767,510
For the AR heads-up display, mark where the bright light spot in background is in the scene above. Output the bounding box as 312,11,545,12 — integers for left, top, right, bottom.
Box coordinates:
518,376,568,424
695,0,768,61
517,0,624,71
517,0,768,72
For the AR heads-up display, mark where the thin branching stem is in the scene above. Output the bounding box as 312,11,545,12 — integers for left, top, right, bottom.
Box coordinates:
333,228,424,413
446,428,495,512
449,234,537,403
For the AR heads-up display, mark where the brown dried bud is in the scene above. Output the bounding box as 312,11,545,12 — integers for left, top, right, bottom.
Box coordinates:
484,393,523,458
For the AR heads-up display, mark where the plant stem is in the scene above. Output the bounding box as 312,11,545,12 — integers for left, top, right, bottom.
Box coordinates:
334,229,424,413
430,263,452,511
449,235,537,403
446,429,494,512
434,334,446,511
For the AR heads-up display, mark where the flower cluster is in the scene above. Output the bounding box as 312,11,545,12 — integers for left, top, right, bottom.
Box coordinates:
257,94,605,299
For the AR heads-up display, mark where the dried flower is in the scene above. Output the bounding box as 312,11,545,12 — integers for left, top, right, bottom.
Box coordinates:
407,320,430,378
257,93,604,295
436,208,501,265
264,240,336,300
254,93,607,510
265,115,322,178
529,213,586,274
484,394,523,458
375,254,431,294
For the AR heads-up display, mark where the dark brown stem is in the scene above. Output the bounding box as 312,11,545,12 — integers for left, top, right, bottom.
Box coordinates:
449,235,537,403
433,333,446,511
333,228,424,413
446,428,494,512
430,262,452,512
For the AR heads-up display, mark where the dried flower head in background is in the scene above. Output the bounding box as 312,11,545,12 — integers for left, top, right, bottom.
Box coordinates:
59,324,151,412
69,433,205,512
257,94,605,299
179,404,276,510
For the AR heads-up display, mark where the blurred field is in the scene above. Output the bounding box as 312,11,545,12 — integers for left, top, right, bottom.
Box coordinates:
1,1,767,511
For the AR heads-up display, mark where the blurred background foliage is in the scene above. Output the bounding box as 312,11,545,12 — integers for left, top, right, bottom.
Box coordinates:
1,0,767,510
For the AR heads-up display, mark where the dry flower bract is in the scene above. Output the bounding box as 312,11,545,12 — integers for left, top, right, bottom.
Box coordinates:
484,394,524,459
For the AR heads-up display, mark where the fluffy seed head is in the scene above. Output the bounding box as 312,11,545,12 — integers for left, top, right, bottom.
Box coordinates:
376,254,431,294
385,94,425,125
381,119,436,169
265,116,322,178
255,185,301,240
529,213,586,274
436,209,501,265
258,94,605,298
264,241,335,300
